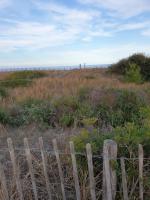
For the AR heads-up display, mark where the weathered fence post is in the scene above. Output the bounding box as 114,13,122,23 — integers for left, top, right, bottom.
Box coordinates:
24,138,38,200
7,138,24,200
103,140,117,200
39,137,52,200
52,139,66,200
121,157,129,200
86,143,96,200
0,163,9,200
139,144,144,200
70,141,81,200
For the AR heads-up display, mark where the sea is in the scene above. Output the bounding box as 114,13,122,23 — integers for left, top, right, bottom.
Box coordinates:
0,64,110,72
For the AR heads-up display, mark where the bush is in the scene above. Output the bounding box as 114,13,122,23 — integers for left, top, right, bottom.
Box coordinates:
115,90,145,124
0,70,47,88
73,122,150,156
7,70,47,80
0,79,32,88
73,129,107,153
59,114,74,127
0,108,10,124
0,87,8,98
109,53,150,81
124,63,143,83
77,87,90,102
95,90,145,128
0,98,56,127
21,99,56,127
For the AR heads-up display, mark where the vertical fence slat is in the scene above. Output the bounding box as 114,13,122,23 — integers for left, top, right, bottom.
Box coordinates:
121,157,129,200
109,141,117,200
103,140,117,200
24,138,38,200
139,144,144,200
103,140,112,200
39,137,52,200
69,141,81,200
0,163,9,200
52,139,66,200
86,143,96,200
7,138,23,200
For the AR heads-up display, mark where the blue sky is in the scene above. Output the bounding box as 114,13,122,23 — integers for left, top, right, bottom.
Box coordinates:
0,0,150,67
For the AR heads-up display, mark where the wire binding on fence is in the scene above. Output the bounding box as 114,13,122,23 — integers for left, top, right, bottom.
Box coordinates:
0,137,147,200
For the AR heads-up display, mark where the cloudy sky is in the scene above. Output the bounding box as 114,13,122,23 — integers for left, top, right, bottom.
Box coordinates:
0,0,150,67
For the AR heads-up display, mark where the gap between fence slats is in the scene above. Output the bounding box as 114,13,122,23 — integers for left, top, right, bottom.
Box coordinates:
139,144,144,200
121,157,129,200
7,138,24,200
39,137,52,200
70,141,81,200
52,139,66,200
0,163,9,200
24,138,38,200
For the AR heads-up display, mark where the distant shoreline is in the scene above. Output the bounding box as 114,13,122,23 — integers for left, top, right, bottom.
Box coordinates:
0,64,110,72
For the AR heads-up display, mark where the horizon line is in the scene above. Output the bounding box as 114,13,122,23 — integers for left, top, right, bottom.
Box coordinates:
0,64,110,72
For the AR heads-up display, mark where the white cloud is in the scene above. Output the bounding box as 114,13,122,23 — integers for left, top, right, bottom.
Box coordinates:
1,43,149,66
78,0,150,18
55,44,150,65
142,29,150,36
0,2,113,51
117,21,150,31
0,0,149,60
37,1,115,38
0,21,81,50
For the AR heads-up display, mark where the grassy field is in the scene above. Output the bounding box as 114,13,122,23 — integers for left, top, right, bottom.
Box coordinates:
0,68,149,105
1,66,150,199
0,67,150,148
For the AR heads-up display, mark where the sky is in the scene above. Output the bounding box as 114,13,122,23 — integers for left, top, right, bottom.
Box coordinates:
0,0,150,67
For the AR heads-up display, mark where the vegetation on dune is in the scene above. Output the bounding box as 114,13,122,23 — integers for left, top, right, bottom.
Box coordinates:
0,70,47,88
0,87,8,99
0,58,150,199
0,63,150,152
124,63,143,83
109,53,150,81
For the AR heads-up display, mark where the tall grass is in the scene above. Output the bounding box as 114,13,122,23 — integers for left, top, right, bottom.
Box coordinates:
1,68,148,106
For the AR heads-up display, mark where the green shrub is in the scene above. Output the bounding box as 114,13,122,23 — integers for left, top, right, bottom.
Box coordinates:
0,79,32,88
8,106,26,126
73,121,150,156
7,70,47,80
124,63,143,83
59,114,74,127
72,129,104,153
77,87,90,102
0,70,47,88
21,99,55,127
82,117,97,126
0,98,56,127
0,108,10,124
0,87,8,98
115,90,144,124
109,53,150,81
54,96,79,113
75,103,94,118
95,90,145,128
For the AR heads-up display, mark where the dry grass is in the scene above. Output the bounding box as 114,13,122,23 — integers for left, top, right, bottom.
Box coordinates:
1,68,150,108
0,68,150,200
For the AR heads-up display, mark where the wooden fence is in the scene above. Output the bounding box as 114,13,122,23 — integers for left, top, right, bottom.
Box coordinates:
0,138,145,200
